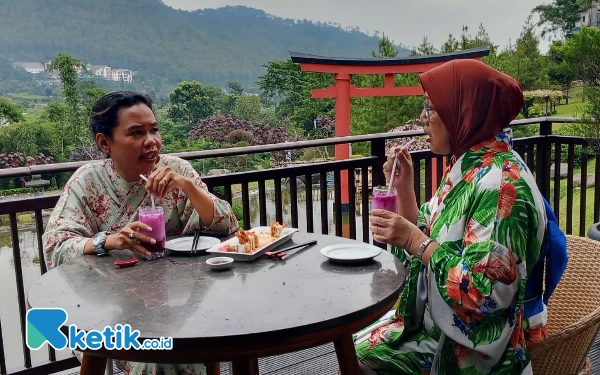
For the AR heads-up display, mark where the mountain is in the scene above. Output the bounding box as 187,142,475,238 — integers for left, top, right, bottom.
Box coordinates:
0,0,410,90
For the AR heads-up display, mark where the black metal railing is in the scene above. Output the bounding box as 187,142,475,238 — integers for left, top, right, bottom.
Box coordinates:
0,117,597,374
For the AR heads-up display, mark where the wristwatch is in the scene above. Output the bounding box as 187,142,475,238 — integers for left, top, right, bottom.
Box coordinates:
417,238,433,263
92,231,110,256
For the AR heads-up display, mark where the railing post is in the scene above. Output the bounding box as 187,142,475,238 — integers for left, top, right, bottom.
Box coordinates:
536,120,553,200
371,138,387,188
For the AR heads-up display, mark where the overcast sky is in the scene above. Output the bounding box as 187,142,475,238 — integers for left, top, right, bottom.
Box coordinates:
162,0,553,53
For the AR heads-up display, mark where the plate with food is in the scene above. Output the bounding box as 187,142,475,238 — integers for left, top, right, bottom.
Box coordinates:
206,222,298,261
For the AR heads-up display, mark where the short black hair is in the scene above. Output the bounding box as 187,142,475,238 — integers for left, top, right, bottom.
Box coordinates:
88,90,153,140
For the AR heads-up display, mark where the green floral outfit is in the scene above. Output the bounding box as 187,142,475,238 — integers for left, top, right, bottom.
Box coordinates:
355,130,548,374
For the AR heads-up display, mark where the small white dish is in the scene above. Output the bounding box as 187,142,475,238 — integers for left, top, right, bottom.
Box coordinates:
166,236,221,253
206,257,234,271
320,243,382,264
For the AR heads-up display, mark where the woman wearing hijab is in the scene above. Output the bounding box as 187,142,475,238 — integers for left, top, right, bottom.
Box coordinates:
354,60,548,374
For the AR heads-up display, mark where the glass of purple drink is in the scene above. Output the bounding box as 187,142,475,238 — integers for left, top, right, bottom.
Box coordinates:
371,186,398,214
138,206,166,260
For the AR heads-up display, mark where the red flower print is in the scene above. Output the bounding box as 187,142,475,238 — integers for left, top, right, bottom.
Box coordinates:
463,156,494,183
489,142,509,153
472,139,492,152
453,305,484,323
511,311,525,350
390,315,404,328
438,178,454,204
502,160,521,181
525,324,547,347
472,252,518,285
464,218,479,247
453,342,472,368
447,266,485,309
367,325,387,350
497,182,517,219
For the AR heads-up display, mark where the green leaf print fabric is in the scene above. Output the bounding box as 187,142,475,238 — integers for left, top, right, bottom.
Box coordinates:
355,130,548,375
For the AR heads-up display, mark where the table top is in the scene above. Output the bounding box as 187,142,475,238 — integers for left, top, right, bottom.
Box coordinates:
27,232,405,347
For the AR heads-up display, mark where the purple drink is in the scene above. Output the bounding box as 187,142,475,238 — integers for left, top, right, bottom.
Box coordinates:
372,187,397,214
138,206,166,260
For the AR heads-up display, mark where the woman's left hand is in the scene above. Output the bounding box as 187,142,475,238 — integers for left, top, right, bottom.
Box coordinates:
145,167,189,198
369,209,427,255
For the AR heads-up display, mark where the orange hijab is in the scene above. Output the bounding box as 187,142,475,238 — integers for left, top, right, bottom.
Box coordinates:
419,59,524,158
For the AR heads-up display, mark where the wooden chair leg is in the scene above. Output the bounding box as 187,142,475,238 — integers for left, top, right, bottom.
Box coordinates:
206,362,221,375
80,353,107,375
334,335,360,375
230,358,259,375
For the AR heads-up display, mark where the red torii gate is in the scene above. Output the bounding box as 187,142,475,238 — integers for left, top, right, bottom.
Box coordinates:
290,46,490,212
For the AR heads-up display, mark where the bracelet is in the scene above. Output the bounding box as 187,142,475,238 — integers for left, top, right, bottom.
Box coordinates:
417,238,433,263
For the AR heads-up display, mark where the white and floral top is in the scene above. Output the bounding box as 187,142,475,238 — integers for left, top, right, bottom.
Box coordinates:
43,154,238,270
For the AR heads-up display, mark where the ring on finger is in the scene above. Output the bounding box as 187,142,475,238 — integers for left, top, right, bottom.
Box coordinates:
128,230,136,240
161,177,168,184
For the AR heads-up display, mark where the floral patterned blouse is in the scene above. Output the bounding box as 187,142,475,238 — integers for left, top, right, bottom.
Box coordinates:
356,129,548,374
43,155,238,270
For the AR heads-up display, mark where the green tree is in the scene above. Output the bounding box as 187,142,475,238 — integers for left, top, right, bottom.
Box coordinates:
227,81,244,95
168,81,220,129
533,0,600,38
562,26,600,149
258,60,334,132
0,97,24,124
547,40,578,102
441,34,460,53
42,101,68,123
411,36,437,56
232,95,263,122
490,17,549,90
0,120,61,157
48,53,88,158
352,34,422,142
80,86,107,117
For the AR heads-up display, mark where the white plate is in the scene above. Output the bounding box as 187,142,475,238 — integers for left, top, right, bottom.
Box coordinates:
206,226,299,261
166,236,221,253
320,243,382,264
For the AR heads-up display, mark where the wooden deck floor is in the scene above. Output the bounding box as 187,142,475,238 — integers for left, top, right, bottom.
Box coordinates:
61,336,600,375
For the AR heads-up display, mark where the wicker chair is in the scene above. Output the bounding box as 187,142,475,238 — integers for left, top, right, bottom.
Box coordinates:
529,235,600,375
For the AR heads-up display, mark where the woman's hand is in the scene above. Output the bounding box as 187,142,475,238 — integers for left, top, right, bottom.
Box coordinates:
383,147,414,190
369,209,430,256
104,222,155,257
144,167,190,199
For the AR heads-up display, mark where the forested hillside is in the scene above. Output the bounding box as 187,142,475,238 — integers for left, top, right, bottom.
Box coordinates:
0,0,409,89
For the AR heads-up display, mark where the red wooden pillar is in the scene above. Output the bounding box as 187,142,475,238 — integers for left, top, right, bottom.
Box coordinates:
334,73,351,205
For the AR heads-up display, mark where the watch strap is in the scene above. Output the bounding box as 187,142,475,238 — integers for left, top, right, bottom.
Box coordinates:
93,231,110,256
417,238,433,263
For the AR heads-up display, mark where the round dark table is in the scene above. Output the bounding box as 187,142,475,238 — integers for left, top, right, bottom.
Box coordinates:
27,232,405,375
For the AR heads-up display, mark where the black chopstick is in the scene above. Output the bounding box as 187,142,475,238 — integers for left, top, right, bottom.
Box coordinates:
191,230,200,253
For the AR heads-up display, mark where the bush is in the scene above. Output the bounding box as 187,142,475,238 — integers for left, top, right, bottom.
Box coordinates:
232,204,244,228
0,188,34,195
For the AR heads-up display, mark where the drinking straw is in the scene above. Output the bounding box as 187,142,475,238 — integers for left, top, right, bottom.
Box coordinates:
139,174,155,209
388,138,416,194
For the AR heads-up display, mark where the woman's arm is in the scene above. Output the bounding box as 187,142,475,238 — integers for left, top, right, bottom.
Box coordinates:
174,159,239,235
42,169,96,269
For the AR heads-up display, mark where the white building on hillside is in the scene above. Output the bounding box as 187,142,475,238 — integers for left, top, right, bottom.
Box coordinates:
111,69,133,83
577,8,600,28
12,62,45,74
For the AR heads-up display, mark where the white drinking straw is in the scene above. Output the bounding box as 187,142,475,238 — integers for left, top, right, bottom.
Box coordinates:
387,138,416,194
139,174,155,209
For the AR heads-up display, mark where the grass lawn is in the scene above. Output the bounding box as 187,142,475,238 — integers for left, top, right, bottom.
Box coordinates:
548,158,599,235
553,86,586,118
